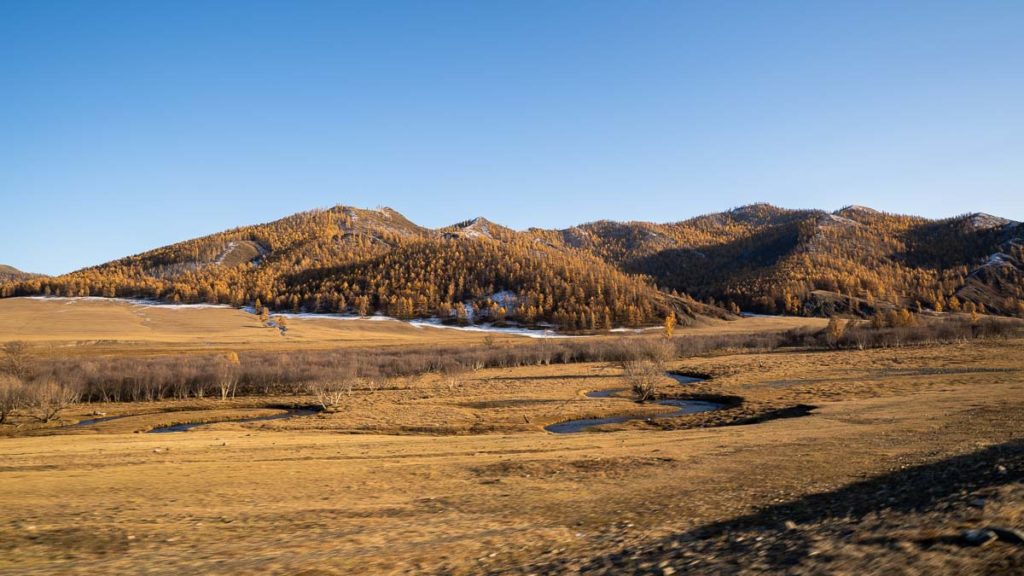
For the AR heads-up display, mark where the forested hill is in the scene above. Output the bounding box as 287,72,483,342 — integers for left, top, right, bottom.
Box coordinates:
531,204,1024,317
3,203,1023,326
0,207,726,329
0,265,43,283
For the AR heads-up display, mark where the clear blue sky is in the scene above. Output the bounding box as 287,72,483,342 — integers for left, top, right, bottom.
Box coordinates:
2,1,1022,275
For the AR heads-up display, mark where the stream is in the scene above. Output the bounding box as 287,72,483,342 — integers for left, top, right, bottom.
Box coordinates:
69,414,130,427
545,372,723,434
148,408,318,433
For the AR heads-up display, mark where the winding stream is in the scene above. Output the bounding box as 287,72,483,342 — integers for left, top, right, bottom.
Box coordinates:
69,414,130,427
546,372,723,434
71,372,717,436
148,408,318,433
667,373,706,385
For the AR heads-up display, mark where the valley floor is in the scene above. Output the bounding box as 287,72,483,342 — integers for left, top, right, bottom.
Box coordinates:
1,338,1022,574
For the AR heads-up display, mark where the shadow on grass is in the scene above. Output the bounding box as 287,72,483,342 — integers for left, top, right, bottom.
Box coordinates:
530,438,1024,574
488,374,620,381
719,403,816,427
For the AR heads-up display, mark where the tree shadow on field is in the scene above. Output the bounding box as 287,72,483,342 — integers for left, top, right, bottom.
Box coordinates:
527,439,1024,574
488,374,620,382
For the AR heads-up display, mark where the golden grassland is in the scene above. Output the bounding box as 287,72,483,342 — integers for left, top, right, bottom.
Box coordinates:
0,296,827,357
0,297,523,356
1,329,1022,574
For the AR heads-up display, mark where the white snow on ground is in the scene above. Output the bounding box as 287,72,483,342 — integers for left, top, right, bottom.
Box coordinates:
405,318,573,338
819,213,860,226
246,307,573,338
214,241,238,265
985,253,1011,266
967,252,1020,278
250,309,402,323
24,297,571,338
488,291,518,309
25,296,233,310
966,213,1013,230
609,327,660,333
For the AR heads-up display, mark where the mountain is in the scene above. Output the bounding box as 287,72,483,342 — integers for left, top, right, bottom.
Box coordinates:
0,265,43,283
1,207,724,329
3,204,1022,326
532,204,1024,317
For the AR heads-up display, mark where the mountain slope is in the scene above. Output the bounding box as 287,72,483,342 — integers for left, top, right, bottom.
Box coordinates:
0,265,43,283
540,206,1023,317
3,207,723,329
4,203,1022,324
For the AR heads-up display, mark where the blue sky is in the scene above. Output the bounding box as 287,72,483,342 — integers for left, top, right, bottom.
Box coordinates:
2,1,1022,275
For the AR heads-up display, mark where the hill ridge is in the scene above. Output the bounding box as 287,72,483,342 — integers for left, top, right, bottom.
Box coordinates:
3,203,1023,324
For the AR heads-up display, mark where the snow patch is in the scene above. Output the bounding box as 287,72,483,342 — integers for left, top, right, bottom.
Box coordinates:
818,214,860,227
986,253,1011,266
24,297,572,338
263,309,571,338
25,296,233,310
214,241,238,265
965,213,1012,231
488,291,518,309
245,307,571,338
407,318,573,338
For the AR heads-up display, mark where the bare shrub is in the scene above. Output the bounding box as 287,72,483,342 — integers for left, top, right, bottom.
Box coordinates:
30,379,80,423
307,379,353,411
360,374,394,394
439,362,469,394
0,374,26,425
307,362,358,411
22,316,1023,405
2,341,32,381
825,317,846,348
622,359,663,402
217,352,242,401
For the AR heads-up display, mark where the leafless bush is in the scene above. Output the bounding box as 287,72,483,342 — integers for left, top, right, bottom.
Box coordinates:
838,316,1023,349
439,362,469,394
306,361,359,411
622,359,663,402
360,375,395,394
0,374,26,424
217,352,241,401
825,317,846,348
307,379,353,411
30,379,80,423
2,341,32,381
22,316,1023,405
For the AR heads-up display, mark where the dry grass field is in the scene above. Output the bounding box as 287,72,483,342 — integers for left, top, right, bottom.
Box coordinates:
0,297,507,354
0,296,826,356
0,298,1021,575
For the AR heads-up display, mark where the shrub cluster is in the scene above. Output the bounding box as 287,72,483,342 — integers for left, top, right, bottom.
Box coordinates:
6,315,1021,406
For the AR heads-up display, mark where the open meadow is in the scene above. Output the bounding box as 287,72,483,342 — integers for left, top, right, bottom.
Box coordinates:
6,4,1024,574
0,298,1022,575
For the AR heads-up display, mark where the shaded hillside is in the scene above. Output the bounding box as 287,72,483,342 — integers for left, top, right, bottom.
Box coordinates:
542,205,1024,317
2,207,724,329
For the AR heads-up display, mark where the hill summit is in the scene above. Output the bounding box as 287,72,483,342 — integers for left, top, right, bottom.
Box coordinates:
0,264,43,283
